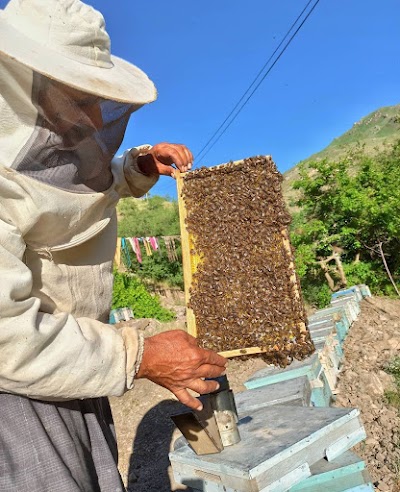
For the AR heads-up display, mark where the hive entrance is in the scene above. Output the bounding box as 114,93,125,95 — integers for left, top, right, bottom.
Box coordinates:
177,156,314,365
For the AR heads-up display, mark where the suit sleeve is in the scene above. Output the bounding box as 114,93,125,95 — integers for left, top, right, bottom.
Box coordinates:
111,145,159,198
0,213,140,400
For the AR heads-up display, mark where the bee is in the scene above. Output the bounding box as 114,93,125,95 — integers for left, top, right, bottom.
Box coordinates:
181,156,313,365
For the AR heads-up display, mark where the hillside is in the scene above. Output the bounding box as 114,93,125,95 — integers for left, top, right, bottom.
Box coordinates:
282,103,400,201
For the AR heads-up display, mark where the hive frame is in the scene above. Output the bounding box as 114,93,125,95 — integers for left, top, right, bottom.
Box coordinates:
176,159,307,358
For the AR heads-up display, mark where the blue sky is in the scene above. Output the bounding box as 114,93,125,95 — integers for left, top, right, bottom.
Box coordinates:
2,0,400,199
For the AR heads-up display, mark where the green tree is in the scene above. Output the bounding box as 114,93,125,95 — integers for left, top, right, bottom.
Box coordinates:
118,195,180,237
117,195,183,288
291,141,400,305
129,241,183,288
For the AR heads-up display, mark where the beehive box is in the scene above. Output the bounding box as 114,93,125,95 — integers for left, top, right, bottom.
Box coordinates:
176,156,314,363
170,405,366,492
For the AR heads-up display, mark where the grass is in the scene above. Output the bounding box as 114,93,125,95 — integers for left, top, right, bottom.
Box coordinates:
383,357,400,481
384,356,400,410
385,390,400,409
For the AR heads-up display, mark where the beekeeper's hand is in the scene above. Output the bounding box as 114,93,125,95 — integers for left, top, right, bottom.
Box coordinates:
135,330,227,410
137,142,193,177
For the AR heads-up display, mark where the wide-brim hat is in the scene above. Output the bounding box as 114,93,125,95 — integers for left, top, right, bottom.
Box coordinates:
0,0,157,104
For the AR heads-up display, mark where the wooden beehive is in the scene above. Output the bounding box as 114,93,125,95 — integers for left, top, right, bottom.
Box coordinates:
176,156,314,363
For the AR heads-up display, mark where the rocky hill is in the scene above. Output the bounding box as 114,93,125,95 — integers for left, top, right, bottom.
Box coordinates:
282,103,400,202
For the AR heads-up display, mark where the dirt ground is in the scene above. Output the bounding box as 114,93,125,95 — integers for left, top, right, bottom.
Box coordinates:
333,297,400,492
110,296,400,492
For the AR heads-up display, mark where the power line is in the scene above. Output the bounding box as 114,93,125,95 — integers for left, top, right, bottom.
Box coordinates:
194,0,321,167
160,0,321,197
195,0,315,165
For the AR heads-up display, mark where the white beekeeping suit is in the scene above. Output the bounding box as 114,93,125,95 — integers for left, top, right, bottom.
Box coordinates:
0,0,157,489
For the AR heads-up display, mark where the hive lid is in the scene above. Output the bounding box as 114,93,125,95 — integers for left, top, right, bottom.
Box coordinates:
170,405,366,492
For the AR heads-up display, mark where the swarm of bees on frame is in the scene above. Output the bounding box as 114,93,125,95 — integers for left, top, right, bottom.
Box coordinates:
181,156,314,366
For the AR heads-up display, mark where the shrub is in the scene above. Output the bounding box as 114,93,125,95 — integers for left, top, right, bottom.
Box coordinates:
112,271,175,321
384,357,400,411
302,282,332,309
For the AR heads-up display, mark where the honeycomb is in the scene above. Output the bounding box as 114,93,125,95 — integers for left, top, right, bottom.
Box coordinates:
180,156,314,365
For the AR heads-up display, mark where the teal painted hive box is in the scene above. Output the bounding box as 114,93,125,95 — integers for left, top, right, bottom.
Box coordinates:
332,286,363,302
331,296,360,319
289,451,372,491
235,376,312,412
358,284,372,298
244,354,332,407
308,308,352,335
170,406,366,492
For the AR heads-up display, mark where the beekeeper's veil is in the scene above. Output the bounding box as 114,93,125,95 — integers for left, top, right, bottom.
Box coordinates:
0,0,157,192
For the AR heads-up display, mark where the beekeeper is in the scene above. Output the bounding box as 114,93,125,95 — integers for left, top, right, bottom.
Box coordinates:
0,0,226,489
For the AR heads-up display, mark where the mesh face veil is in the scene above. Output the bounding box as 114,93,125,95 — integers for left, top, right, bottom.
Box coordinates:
0,55,139,192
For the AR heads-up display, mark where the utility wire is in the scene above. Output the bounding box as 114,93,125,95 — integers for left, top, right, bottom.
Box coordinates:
161,0,320,197
195,0,315,165
194,0,320,167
